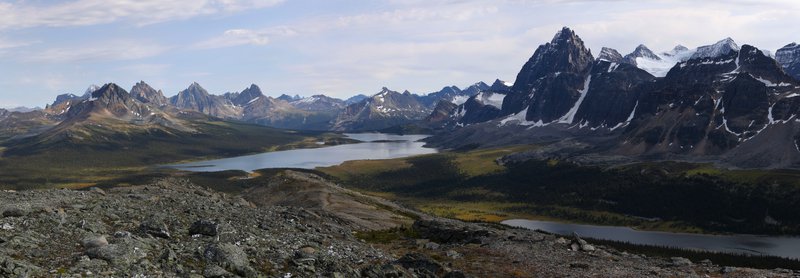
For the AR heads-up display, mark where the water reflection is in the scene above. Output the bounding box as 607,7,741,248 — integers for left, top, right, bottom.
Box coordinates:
167,133,437,172
502,219,800,259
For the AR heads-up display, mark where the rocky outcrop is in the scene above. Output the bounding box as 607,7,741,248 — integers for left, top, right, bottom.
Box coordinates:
776,42,800,81
598,47,624,63
169,82,240,119
130,81,168,106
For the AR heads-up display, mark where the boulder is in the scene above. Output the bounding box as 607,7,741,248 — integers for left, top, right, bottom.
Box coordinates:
139,219,171,239
189,220,219,236
203,243,256,277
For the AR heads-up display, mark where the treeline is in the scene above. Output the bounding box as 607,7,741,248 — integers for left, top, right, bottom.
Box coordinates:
335,154,800,235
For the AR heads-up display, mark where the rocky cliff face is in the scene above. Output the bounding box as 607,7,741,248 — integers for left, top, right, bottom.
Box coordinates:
598,47,624,63
502,27,595,123
621,44,799,161
170,83,241,119
130,81,168,107
777,42,800,80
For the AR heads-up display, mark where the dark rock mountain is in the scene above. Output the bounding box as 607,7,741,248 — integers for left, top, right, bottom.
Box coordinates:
776,42,800,80
425,100,458,124
289,95,346,112
452,91,508,126
332,87,431,131
50,94,85,107
130,81,168,106
622,44,799,160
502,27,595,123
488,79,512,93
169,83,240,119
623,44,660,66
569,61,654,129
462,82,490,96
691,37,738,59
419,86,462,107
426,28,800,168
344,94,369,105
597,47,624,63
277,94,302,102
228,84,265,107
66,83,155,119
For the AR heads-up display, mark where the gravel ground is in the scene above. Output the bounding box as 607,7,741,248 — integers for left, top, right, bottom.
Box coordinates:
1,173,798,277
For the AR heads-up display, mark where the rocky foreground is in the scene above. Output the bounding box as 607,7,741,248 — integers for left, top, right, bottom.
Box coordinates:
0,171,797,277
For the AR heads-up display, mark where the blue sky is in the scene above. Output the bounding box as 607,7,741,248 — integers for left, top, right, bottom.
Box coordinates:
0,0,798,107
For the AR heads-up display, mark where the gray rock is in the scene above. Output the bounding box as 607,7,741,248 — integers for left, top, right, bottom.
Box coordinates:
445,250,462,259
139,219,171,239
670,257,692,267
189,219,219,236
424,242,440,250
81,235,109,249
360,264,408,278
721,266,736,273
571,232,595,252
0,255,42,277
396,253,443,276
203,243,256,277
203,265,232,278
2,206,27,217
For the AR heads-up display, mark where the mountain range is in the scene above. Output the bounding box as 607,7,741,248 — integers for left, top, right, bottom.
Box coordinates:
429,27,800,169
4,27,800,168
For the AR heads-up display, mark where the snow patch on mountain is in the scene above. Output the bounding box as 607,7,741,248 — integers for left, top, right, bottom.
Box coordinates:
558,76,592,124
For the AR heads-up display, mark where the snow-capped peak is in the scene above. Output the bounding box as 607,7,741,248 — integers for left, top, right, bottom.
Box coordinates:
625,44,693,77
83,84,100,97
626,44,661,61
598,47,623,63
663,45,690,57
691,37,739,59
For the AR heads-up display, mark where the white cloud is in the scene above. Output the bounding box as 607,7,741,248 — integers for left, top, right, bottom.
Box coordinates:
0,0,285,29
194,27,298,49
27,40,170,62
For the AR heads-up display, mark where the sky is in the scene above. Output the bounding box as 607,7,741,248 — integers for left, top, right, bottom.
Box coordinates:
0,0,798,108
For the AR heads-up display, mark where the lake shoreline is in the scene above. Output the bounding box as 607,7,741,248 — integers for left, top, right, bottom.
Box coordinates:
503,218,800,259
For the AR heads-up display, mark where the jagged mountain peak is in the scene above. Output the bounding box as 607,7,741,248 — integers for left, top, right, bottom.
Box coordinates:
626,44,661,61
130,81,168,106
672,45,689,52
469,81,490,90
376,87,397,96
598,47,624,63
551,26,579,44
511,27,593,89
691,37,739,59
663,45,691,57
83,84,100,98
489,79,512,91
92,83,127,99
188,82,205,91
231,84,265,106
